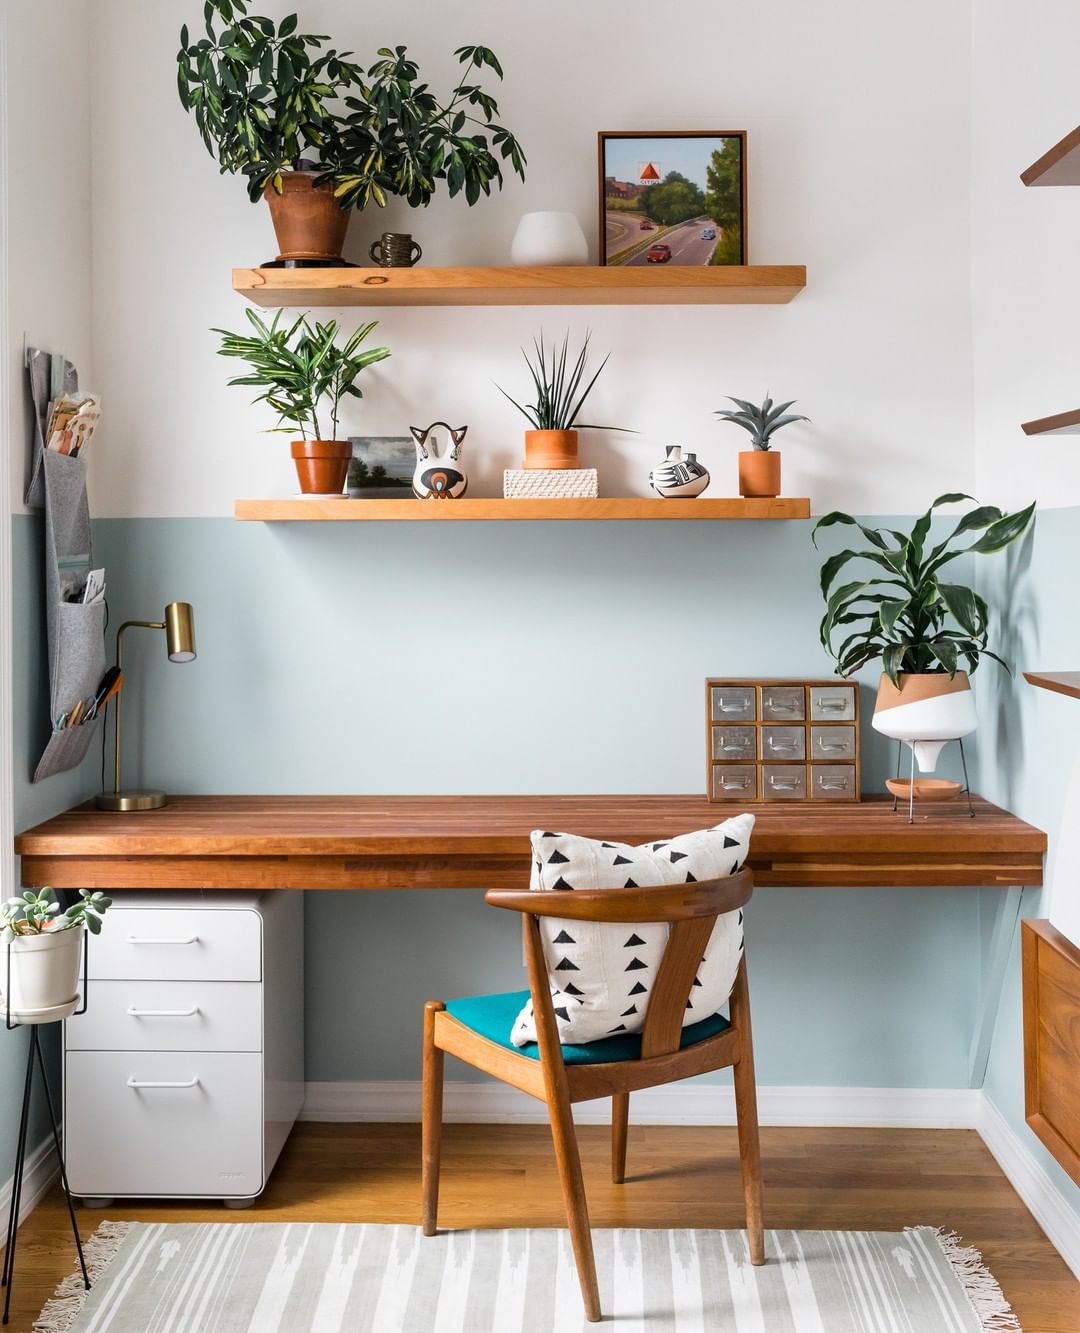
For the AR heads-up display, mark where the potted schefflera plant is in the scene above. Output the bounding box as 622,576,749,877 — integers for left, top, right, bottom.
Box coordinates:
715,393,808,497
1,890,111,1019
213,309,390,494
813,493,1035,773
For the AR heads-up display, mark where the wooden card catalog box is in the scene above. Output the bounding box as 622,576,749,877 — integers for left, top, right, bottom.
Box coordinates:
1023,918,1080,1186
706,678,861,803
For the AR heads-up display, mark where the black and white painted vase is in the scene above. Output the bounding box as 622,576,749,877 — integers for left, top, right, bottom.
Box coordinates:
649,445,710,498
410,422,469,499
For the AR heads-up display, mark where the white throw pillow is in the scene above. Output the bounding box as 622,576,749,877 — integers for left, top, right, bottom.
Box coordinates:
511,814,753,1048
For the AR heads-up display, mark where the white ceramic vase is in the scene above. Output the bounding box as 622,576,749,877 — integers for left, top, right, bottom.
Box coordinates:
1,924,84,1018
649,446,711,498
871,671,976,772
510,212,589,266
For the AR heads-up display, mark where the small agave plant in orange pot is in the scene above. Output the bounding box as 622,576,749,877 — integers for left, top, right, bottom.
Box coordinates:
214,309,391,495
715,393,809,497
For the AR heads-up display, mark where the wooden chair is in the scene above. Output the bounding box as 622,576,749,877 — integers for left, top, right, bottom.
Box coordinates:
421,870,762,1323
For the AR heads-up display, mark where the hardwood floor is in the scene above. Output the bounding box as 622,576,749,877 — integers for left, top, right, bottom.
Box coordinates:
3,1122,1078,1331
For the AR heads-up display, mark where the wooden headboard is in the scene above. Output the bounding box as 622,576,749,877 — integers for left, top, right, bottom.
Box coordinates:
1023,918,1080,1185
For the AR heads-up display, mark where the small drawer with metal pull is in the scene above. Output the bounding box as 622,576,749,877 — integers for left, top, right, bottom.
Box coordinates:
762,765,807,800
710,686,756,722
810,685,856,721
761,686,805,721
810,725,857,761
91,907,262,982
711,764,758,800
761,726,806,761
811,764,857,800
65,980,262,1053
711,726,757,762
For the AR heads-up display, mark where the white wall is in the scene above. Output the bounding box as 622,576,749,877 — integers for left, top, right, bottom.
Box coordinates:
89,0,975,517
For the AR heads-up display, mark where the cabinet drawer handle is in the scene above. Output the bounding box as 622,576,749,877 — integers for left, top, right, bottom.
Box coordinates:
767,702,800,714
127,1005,200,1018
769,776,801,791
717,697,749,713
719,776,751,790
719,741,750,754
816,741,849,753
818,776,850,791
125,935,200,946
767,740,799,753
127,1075,200,1089
817,698,849,713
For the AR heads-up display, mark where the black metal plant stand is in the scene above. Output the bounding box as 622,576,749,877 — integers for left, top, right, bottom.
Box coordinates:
891,736,976,824
2,935,90,1325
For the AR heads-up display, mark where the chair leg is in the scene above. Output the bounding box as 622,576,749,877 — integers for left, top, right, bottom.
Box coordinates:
730,960,765,1266
611,1092,630,1184
421,1001,445,1237
547,1088,601,1322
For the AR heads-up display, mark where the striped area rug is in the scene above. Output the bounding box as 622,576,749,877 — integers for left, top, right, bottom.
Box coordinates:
36,1221,1020,1332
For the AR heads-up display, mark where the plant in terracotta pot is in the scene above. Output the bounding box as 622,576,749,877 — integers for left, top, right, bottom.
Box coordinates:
714,393,808,497
213,309,390,494
177,4,526,263
1,889,111,1019
495,331,628,470
813,493,1035,773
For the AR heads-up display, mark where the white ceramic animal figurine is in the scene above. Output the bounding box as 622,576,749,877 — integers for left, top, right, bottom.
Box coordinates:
410,422,469,499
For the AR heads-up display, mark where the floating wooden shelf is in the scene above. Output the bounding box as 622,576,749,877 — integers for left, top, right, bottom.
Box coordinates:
1022,126,1080,186
235,496,811,523
233,264,807,308
1021,408,1080,436
1024,671,1080,700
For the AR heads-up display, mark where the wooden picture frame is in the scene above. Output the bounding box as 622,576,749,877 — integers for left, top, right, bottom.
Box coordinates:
597,131,747,267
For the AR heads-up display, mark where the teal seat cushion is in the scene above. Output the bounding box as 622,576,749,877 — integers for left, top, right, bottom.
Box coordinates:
445,989,730,1065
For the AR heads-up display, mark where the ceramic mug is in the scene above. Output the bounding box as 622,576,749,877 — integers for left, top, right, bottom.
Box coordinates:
369,233,422,267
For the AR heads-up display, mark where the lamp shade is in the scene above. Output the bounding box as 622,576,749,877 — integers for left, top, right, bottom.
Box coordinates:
164,602,196,663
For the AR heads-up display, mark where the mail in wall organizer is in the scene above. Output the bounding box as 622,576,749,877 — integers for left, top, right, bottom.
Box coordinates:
25,348,107,783
706,677,861,803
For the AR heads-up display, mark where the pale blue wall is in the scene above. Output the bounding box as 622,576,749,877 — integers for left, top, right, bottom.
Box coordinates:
976,507,1080,1217
87,515,980,1088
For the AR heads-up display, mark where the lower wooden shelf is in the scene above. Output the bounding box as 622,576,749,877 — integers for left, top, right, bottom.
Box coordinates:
1021,408,1080,436
234,497,811,522
1024,671,1080,700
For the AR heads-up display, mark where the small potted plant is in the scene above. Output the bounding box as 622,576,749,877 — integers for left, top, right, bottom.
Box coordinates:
177,4,526,263
1,889,111,1018
495,331,628,470
813,493,1035,772
213,309,391,494
714,393,809,497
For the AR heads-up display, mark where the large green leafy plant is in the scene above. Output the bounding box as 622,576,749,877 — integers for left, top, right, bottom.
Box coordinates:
177,3,525,209
813,493,1035,684
213,309,390,440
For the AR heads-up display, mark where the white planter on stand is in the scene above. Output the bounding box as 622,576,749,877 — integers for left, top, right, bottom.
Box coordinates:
871,671,977,771
2,925,84,1021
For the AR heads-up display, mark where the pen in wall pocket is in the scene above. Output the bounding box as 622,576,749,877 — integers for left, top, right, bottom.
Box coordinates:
87,666,123,720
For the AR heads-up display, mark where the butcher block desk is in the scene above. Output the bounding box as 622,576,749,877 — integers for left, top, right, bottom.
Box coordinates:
15,793,1044,891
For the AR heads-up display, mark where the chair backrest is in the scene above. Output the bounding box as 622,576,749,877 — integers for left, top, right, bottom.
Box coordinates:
486,870,753,1061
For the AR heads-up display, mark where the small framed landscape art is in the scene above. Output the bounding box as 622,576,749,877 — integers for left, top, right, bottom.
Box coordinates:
347,436,415,498
597,131,747,266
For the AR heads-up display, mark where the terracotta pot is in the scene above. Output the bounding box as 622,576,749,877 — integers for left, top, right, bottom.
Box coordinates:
872,670,977,772
291,440,351,495
523,429,579,470
738,450,781,497
264,171,350,263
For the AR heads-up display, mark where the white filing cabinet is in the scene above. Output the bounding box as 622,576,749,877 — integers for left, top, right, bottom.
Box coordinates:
64,891,303,1205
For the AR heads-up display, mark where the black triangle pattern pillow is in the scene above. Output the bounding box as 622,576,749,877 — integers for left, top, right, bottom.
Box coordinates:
511,813,753,1048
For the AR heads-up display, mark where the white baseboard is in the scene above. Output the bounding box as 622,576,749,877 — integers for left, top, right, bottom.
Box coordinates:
302,1080,981,1128
977,1095,1080,1282
0,1136,58,1239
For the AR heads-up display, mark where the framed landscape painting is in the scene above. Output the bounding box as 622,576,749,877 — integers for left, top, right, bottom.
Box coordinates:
597,131,747,266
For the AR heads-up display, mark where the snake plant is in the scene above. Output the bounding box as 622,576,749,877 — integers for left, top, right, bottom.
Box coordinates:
495,331,629,432
715,394,808,450
813,493,1035,684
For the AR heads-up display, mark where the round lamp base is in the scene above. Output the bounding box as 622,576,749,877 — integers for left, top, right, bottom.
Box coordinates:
95,790,167,812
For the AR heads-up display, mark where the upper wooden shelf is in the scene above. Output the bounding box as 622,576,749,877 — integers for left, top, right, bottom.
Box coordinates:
234,496,811,523
1022,126,1080,186
233,264,807,308
1021,408,1080,436
1024,671,1080,700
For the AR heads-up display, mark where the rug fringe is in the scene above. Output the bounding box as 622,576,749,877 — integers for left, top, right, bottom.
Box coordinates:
32,1220,134,1333
916,1227,1022,1332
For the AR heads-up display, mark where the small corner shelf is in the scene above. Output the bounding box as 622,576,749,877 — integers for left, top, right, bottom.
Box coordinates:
232,264,807,308
234,496,811,523
1022,126,1080,186
1024,671,1080,700
1021,408,1080,436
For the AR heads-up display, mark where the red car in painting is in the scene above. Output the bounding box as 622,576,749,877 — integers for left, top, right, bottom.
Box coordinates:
639,219,656,230
646,243,672,263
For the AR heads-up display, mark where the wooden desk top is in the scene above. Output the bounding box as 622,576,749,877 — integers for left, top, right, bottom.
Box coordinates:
15,794,1045,890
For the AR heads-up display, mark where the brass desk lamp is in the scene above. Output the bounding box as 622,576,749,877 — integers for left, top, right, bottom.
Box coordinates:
96,602,196,812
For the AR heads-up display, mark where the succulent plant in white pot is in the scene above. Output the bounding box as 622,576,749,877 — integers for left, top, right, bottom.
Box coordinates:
1,889,111,1019
714,393,809,498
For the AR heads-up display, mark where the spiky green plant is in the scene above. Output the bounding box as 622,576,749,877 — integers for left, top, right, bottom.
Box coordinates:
494,331,629,432
715,393,809,451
